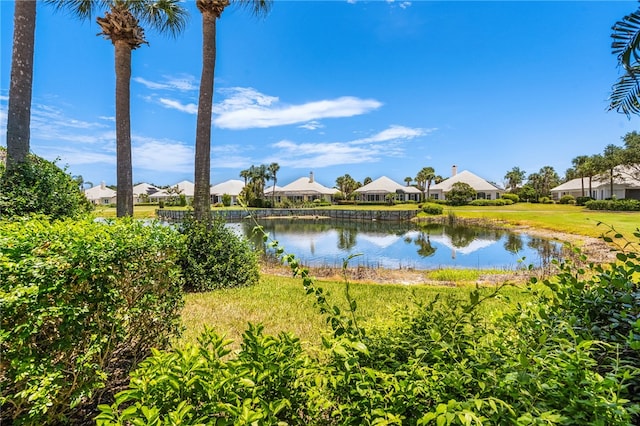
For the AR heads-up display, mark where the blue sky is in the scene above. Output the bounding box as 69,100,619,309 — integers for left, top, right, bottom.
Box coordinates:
2,0,640,189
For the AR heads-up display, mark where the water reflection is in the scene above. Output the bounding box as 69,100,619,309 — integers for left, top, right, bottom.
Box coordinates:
230,219,562,270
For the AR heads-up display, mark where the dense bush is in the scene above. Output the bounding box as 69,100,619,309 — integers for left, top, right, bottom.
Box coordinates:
1,217,184,425
179,216,260,292
558,194,575,204
468,198,513,206
501,193,519,203
99,229,640,425
422,202,443,215
539,196,554,204
0,154,93,219
585,199,640,211
446,182,477,206
221,193,232,207
576,196,594,206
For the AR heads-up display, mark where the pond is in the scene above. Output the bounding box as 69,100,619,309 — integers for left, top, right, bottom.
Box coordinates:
229,219,564,270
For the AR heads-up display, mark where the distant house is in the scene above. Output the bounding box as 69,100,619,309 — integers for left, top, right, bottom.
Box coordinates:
264,184,284,204
84,182,116,205
276,172,335,203
430,166,503,201
210,179,245,205
550,166,640,200
133,182,161,204
355,176,421,202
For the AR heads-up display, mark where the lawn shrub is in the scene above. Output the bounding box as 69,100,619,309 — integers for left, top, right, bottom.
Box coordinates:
539,196,554,204
179,216,259,292
468,199,513,206
501,193,519,203
576,196,593,206
422,202,443,215
558,195,575,204
0,154,93,219
585,199,640,211
0,217,184,425
221,193,232,207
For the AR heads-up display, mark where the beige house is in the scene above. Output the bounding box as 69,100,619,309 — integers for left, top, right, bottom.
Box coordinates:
430,166,503,201
355,176,422,202
275,172,334,203
84,182,116,205
550,166,640,200
210,179,245,205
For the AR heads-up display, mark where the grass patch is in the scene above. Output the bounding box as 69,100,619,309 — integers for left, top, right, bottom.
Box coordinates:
179,273,533,350
424,268,508,282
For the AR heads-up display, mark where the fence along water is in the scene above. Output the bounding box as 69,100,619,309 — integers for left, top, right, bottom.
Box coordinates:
156,209,418,222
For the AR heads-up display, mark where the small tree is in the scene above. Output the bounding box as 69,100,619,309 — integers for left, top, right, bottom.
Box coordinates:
446,182,476,206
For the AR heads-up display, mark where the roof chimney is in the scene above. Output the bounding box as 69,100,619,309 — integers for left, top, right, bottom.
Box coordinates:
309,171,314,183
100,181,106,190
451,165,457,177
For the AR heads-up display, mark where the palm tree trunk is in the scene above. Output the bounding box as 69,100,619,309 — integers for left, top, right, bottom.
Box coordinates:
6,0,36,167
193,12,217,221
114,41,134,217
580,176,585,197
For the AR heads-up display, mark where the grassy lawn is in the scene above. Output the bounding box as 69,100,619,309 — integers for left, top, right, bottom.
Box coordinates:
445,203,640,239
179,274,533,350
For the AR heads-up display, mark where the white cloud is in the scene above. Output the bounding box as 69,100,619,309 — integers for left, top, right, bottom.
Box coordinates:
158,98,198,114
266,125,429,168
214,88,383,130
133,138,193,173
298,120,325,130
99,115,115,122
134,74,197,92
400,2,411,9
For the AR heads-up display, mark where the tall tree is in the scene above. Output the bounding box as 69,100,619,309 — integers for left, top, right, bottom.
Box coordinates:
415,166,435,201
91,0,186,217
267,162,279,206
504,166,526,192
598,144,624,198
193,0,272,220
528,166,559,199
403,176,412,187
571,155,589,197
5,0,37,168
621,131,640,179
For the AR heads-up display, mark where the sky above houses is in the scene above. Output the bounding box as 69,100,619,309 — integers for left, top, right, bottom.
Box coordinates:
1,0,640,189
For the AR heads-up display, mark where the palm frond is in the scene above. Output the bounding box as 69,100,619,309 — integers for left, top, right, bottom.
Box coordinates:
608,70,640,117
234,0,273,18
45,0,110,20
612,7,640,72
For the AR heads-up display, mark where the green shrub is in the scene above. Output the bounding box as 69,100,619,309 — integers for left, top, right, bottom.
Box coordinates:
221,193,232,207
576,196,593,206
558,195,575,204
469,199,513,206
422,202,444,215
0,154,93,219
1,217,184,424
179,216,259,292
96,325,311,425
178,194,187,207
501,193,519,203
585,199,640,211
446,182,476,206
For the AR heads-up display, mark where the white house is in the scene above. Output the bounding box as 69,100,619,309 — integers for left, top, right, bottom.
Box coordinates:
550,166,640,200
276,172,335,203
210,179,245,205
354,176,422,202
430,166,503,201
133,182,161,204
84,182,116,205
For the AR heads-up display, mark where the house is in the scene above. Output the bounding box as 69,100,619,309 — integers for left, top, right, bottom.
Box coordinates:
264,184,284,204
275,172,335,203
210,179,245,205
84,182,116,205
133,182,161,204
354,176,422,202
550,166,640,200
430,166,503,201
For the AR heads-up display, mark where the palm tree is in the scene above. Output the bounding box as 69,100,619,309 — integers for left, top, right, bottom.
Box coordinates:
239,168,251,186
193,0,272,220
504,166,526,193
94,0,187,217
5,0,37,168
267,162,279,206
571,155,589,197
610,4,640,116
415,166,435,201
404,176,412,187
